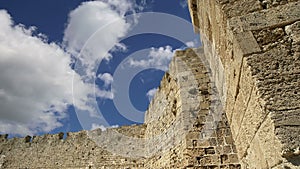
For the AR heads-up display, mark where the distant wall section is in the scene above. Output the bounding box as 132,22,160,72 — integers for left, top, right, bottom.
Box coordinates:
0,125,146,168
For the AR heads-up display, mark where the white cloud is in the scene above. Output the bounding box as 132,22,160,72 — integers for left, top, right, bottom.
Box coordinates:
91,124,107,131
91,123,119,131
128,46,174,71
101,0,134,15
96,90,114,100
0,0,156,136
146,88,157,101
63,0,134,80
135,0,154,11
0,10,110,136
95,73,115,101
98,73,113,87
186,41,196,48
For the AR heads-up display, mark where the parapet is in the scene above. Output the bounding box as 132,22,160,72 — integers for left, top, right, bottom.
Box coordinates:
0,125,146,168
0,134,8,142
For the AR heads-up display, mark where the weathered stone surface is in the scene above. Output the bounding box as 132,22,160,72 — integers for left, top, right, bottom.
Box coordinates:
0,0,299,168
0,127,147,168
189,0,300,168
144,48,240,168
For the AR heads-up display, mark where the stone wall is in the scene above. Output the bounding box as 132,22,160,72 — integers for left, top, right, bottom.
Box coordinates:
188,0,300,168
176,49,240,169
0,126,146,168
0,1,299,168
144,48,241,168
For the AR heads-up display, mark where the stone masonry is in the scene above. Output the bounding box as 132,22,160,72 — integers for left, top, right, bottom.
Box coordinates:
188,0,300,168
0,0,299,168
143,48,240,168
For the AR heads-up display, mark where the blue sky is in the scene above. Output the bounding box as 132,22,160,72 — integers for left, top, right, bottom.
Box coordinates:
0,0,200,136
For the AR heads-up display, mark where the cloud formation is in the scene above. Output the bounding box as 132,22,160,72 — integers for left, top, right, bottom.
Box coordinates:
91,123,119,131
98,73,114,88
0,10,96,135
186,41,197,48
63,0,134,80
146,88,158,101
0,0,136,135
128,46,174,71
95,73,114,100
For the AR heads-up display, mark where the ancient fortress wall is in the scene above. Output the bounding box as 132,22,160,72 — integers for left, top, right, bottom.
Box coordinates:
0,125,147,168
0,48,241,168
144,48,240,168
188,0,300,168
0,0,299,168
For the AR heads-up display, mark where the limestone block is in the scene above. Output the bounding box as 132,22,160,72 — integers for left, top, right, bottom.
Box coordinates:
228,2,300,31
243,135,269,169
230,92,248,139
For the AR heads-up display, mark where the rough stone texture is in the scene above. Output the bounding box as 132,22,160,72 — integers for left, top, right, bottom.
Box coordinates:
188,0,300,168
144,48,240,168
0,0,299,168
0,126,147,169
